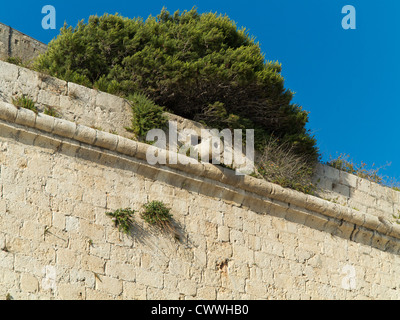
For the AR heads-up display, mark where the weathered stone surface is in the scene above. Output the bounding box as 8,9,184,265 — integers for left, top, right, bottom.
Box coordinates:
0,22,47,62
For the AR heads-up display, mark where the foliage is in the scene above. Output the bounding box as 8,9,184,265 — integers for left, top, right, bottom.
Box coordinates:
141,200,173,230
255,138,317,194
11,95,38,114
33,8,318,160
327,153,400,191
44,106,60,118
105,208,135,235
5,56,23,66
125,93,167,139
327,153,384,184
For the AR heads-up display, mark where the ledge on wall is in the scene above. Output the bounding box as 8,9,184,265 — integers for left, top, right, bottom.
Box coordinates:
1,100,400,255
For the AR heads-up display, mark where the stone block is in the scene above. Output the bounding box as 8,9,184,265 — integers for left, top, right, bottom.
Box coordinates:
95,275,123,296
122,281,147,300
57,283,85,300
35,113,55,133
178,279,197,296
115,137,137,157
52,118,76,139
15,107,36,127
217,225,230,242
81,254,105,274
323,165,340,182
0,61,19,81
74,124,97,145
339,170,358,188
105,261,135,282
0,101,17,122
20,273,39,293
94,130,118,151
136,269,164,289
332,183,350,198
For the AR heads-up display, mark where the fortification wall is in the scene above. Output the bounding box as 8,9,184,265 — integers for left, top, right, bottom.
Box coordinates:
0,60,397,221
313,164,398,222
1,61,400,300
0,23,47,62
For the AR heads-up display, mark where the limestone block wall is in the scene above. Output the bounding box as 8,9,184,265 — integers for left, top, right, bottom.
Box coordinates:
1,101,400,300
0,60,207,142
1,58,397,222
0,23,47,62
1,61,400,300
313,163,399,222
0,60,135,140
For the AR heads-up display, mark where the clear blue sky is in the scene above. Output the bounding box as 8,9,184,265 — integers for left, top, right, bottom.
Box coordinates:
1,0,400,181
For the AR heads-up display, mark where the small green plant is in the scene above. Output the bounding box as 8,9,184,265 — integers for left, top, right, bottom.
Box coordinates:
11,95,38,114
5,56,23,66
393,211,400,224
5,293,13,300
141,200,173,230
44,106,60,118
125,93,167,139
106,208,135,235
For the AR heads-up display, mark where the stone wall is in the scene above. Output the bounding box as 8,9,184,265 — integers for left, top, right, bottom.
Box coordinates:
1,61,400,300
0,60,134,139
313,164,398,221
0,22,47,62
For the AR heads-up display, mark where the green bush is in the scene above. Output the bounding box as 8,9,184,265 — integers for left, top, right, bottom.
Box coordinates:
106,208,135,235
44,106,60,118
5,56,23,66
33,8,318,160
11,95,38,114
141,200,173,229
125,93,168,139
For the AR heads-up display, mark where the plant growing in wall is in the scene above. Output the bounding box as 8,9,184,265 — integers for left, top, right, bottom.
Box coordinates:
5,56,23,66
11,95,38,114
44,106,60,118
141,200,175,234
106,208,135,235
125,93,167,140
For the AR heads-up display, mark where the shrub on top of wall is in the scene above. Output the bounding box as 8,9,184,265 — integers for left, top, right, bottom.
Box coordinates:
125,93,168,140
33,8,319,162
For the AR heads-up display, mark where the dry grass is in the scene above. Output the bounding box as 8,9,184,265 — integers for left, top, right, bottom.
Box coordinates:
254,139,317,194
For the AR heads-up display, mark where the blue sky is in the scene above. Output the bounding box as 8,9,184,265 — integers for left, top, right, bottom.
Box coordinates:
1,0,400,181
